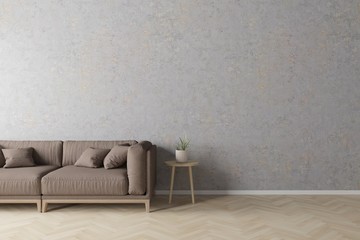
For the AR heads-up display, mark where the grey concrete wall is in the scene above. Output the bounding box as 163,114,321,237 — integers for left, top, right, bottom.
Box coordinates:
0,1,359,190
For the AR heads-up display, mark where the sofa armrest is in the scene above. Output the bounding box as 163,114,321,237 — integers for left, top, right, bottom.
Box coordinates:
127,141,155,195
146,145,157,198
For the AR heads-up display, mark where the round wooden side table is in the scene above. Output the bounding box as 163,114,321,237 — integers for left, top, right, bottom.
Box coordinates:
165,160,199,204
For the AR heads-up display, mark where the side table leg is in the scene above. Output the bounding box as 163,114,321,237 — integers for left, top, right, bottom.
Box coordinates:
189,166,195,204
169,166,176,204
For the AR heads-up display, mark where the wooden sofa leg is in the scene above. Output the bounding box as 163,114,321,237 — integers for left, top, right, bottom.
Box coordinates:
145,200,150,213
42,201,48,213
37,200,42,213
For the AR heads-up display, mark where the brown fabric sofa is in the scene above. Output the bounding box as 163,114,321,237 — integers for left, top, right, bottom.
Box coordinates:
0,140,156,213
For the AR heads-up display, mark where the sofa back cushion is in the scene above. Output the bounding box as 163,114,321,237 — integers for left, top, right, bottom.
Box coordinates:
0,141,63,166
62,140,137,166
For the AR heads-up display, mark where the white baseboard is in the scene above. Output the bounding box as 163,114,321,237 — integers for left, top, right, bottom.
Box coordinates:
155,190,360,195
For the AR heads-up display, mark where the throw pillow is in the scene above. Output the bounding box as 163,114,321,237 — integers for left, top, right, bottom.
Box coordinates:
104,145,129,169
0,147,5,167
75,147,110,168
2,148,36,168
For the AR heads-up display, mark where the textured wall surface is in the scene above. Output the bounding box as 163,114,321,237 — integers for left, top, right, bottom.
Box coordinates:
0,1,359,190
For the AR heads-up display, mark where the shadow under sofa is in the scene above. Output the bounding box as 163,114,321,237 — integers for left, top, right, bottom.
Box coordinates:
0,140,156,213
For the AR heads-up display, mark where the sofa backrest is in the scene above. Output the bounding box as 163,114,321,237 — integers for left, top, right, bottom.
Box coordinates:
0,141,63,166
62,140,138,166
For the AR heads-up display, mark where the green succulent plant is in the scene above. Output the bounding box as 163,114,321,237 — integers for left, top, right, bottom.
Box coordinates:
176,137,190,150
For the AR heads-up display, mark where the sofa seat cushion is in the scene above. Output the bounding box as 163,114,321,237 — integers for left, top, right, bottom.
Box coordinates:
41,166,129,196
0,165,59,195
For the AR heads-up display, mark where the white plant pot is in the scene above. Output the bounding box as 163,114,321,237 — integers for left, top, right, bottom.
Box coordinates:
175,150,188,162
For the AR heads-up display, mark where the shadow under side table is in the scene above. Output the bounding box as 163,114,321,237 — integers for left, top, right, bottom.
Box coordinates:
165,160,199,204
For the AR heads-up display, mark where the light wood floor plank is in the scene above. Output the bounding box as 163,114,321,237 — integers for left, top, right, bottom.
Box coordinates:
0,195,359,239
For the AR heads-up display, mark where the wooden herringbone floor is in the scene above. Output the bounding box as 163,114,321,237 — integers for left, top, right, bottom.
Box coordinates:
0,195,359,240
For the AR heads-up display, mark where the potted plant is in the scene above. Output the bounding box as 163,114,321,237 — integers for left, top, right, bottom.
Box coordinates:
176,137,190,162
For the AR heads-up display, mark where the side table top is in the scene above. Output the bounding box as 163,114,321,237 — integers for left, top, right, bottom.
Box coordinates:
165,160,199,167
